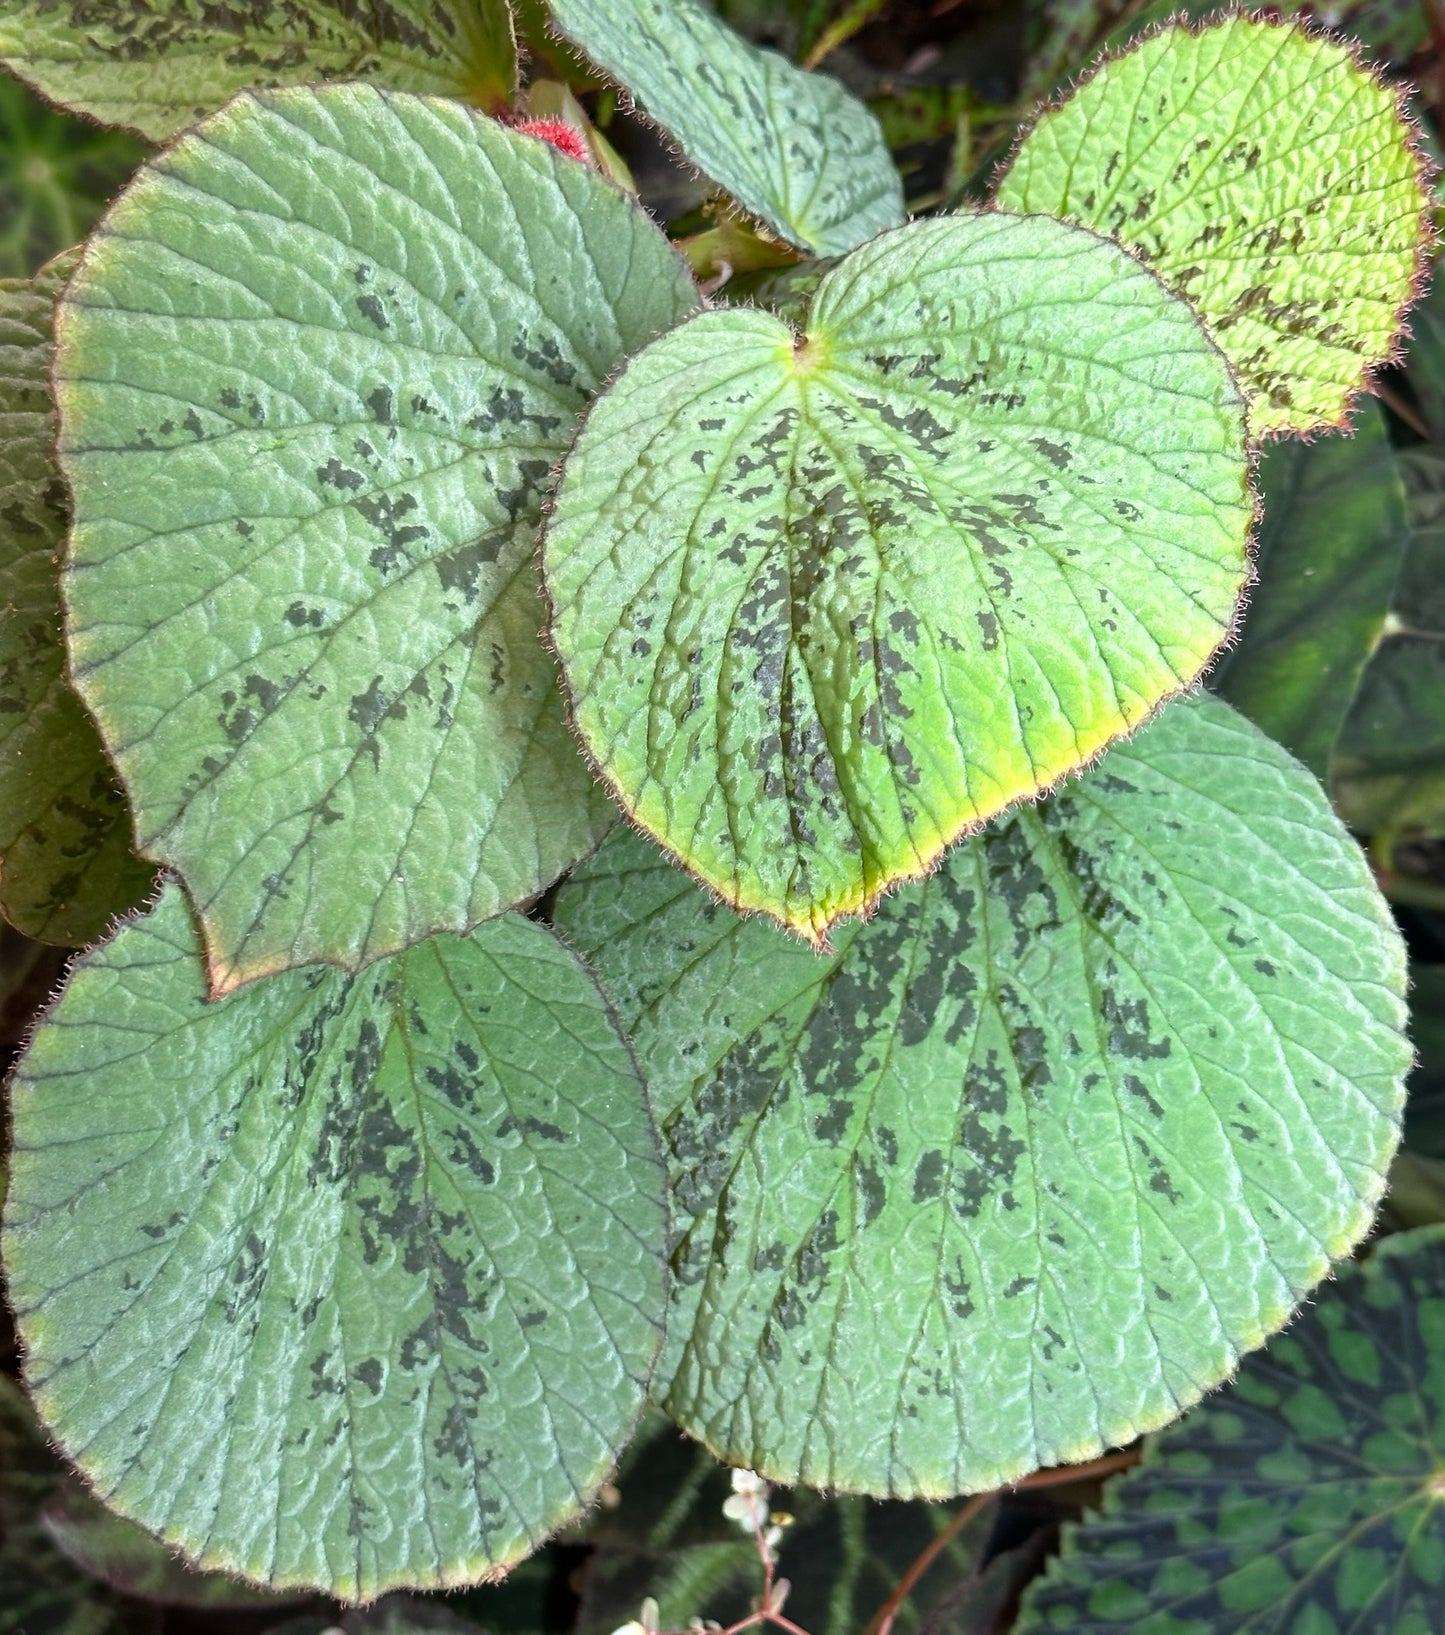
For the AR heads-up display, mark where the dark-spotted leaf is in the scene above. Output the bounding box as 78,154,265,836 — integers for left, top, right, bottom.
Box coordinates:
1015,1224,1445,1635
0,0,518,140
1331,446,1445,838
545,211,1251,945
996,16,1431,436
544,0,904,255
1,885,668,1598
554,693,1409,1496
56,85,698,991
1210,399,1407,778
0,255,156,944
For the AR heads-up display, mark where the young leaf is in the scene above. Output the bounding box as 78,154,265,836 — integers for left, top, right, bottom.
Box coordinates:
554,694,1409,1497
0,255,156,944
545,212,1252,946
0,0,518,141
1209,400,1408,779
996,16,1431,436
1015,1225,1445,1635
1330,447,1445,838
2,886,668,1599
55,85,698,992
544,0,905,255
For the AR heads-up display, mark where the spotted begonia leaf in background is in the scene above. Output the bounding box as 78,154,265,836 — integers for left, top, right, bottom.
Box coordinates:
2,883,667,1599
55,86,699,992
545,212,1251,945
555,694,1409,1497
1210,400,1408,779
0,0,518,141
544,0,905,255
1015,1224,1445,1635
0,255,156,944
996,16,1430,436
1330,446,1445,840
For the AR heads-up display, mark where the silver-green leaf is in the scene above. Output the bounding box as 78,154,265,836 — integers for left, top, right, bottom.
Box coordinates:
545,0,904,255
55,85,699,992
3,885,668,1598
555,694,1409,1497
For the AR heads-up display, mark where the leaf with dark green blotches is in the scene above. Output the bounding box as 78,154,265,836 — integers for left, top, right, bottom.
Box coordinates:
544,0,904,255
0,255,157,945
1330,447,1445,839
0,0,518,141
56,85,699,992
2,885,668,1599
1015,1223,1445,1635
0,77,146,278
554,693,1409,1497
1210,400,1407,778
998,16,1431,436
545,211,1252,945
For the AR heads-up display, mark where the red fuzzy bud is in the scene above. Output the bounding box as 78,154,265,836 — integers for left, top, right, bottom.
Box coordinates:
510,118,593,166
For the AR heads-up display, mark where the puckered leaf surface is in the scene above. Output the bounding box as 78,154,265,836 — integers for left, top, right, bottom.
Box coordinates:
555,694,1409,1497
545,0,904,255
996,16,1430,436
1015,1225,1445,1635
0,0,518,140
545,211,1251,945
1210,401,1407,778
2,885,667,1599
55,85,698,991
0,255,156,944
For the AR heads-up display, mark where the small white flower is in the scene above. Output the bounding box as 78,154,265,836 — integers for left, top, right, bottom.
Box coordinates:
721,1466,771,1533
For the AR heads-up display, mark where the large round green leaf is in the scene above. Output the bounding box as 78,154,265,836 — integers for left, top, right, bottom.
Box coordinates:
544,212,1252,946
0,0,519,141
554,694,1409,1497
996,16,1430,437
0,255,155,943
55,85,698,992
545,0,904,257
2,886,668,1597
1016,1224,1445,1634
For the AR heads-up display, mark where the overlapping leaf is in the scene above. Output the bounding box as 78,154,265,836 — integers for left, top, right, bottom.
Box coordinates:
555,694,1409,1497
3,884,667,1598
997,16,1430,435
0,255,156,943
1210,400,1407,777
545,0,904,255
1331,447,1445,838
56,86,698,991
1016,1225,1445,1634
545,211,1251,945
0,0,517,141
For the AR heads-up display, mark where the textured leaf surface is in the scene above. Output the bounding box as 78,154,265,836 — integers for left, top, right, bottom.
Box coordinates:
1331,447,1445,838
1210,400,1407,778
555,694,1409,1496
545,0,904,255
996,17,1430,436
56,86,698,990
1016,1225,1445,1635
2,884,667,1597
0,257,156,944
0,0,518,141
545,212,1251,944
